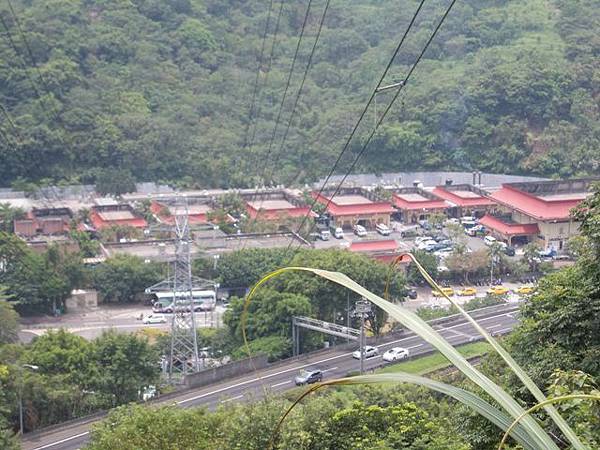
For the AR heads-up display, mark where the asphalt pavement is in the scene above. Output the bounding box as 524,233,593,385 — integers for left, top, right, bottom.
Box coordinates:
21,310,519,450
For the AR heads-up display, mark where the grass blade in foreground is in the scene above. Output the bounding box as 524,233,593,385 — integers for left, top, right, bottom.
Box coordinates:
404,253,586,450
243,267,559,450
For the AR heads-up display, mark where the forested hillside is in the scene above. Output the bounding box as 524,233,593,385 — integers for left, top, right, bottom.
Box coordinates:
0,0,598,189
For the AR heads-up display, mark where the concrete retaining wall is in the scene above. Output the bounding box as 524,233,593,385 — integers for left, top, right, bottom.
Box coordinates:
184,354,269,389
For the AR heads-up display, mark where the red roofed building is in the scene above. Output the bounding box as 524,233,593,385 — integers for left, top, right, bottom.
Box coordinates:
90,204,147,230
151,200,213,225
348,240,413,266
482,179,595,250
244,191,316,226
432,184,497,218
312,188,394,230
14,207,72,237
390,187,448,223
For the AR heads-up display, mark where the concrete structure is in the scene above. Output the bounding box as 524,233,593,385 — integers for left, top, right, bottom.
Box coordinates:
480,179,595,250
90,204,147,230
312,188,394,230
14,207,72,237
151,199,214,225
65,289,98,312
389,187,448,223
244,191,315,225
432,183,497,218
348,239,400,263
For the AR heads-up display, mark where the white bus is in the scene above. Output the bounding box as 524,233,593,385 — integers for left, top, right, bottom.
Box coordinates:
152,290,216,313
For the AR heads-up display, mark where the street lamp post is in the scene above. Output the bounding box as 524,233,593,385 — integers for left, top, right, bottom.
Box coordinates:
18,364,39,435
354,299,372,375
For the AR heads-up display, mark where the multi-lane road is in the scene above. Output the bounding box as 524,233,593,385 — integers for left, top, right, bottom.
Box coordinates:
21,309,519,450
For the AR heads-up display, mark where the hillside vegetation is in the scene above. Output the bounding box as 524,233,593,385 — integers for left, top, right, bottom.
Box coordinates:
0,0,598,189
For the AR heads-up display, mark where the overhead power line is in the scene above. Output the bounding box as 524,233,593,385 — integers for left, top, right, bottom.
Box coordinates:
268,0,332,183
240,0,276,153
286,0,458,255
245,0,286,167
259,0,315,183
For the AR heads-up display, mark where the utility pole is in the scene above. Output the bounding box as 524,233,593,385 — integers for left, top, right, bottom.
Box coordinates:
18,364,38,435
145,197,216,383
354,299,372,375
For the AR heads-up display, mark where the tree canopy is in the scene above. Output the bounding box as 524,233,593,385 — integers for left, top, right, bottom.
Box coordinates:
0,0,598,189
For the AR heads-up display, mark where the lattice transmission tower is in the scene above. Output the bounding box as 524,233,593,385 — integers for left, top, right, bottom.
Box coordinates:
145,197,215,382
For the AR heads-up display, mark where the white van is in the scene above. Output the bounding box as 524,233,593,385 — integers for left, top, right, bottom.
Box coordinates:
332,227,344,239
376,223,391,236
484,235,497,246
353,224,367,237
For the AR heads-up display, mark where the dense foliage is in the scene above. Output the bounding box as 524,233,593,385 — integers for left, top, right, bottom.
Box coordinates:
0,329,158,434
0,0,598,190
87,384,469,450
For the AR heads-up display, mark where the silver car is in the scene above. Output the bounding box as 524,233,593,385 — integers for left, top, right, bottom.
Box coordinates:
352,346,379,359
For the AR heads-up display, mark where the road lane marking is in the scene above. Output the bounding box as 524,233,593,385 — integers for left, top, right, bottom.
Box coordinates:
30,431,90,450
322,367,338,373
30,312,517,450
271,380,290,388
221,394,243,403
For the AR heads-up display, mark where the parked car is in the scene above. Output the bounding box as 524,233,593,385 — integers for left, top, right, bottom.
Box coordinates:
352,346,379,359
415,236,432,245
353,224,367,237
142,314,167,324
487,286,509,295
376,223,391,236
382,347,410,362
484,235,498,246
504,246,516,256
445,218,460,225
516,286,535,295
432,287,454,297
457,287,477,296
417,239,437,251
294,368,323,386
318,229,330,241
406,288,418,299
332,227,344,239
400,226,419,238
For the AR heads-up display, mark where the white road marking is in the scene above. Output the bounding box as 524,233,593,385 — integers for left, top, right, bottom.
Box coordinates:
30,431,90,450
322,367,338,373
271,380,290,388
220,394,243,403
30,311,516,450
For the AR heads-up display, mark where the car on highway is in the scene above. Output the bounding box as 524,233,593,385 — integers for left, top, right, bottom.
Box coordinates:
382,347,410,362
516,286,535,295
352,346,379,359
294,368,323,386
142,314,167,324
487,286,509,295
405,288,418,299
457,287,476,296
432,287,454,297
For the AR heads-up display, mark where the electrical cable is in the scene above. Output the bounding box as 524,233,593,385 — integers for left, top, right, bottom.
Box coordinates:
268,0,333,183
285,0,457,255
260,0,315,183
240,0,276,153
245,0,286,167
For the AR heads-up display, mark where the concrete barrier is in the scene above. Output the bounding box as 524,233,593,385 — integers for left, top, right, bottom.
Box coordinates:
184,354,269,389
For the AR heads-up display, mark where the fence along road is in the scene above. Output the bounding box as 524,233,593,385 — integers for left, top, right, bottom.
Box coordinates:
22,306,519,450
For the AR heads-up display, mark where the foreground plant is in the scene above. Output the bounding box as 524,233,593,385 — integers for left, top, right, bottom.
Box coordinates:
242,265,586,449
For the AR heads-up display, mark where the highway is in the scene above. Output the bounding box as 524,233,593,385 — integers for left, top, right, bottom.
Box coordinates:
21,309,519,450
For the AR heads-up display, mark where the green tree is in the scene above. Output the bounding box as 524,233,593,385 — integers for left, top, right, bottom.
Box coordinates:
407,250,438,285
95,169,136,196
91,331,159,406
0,203,25,233
92,255,162,303
0,287,19,345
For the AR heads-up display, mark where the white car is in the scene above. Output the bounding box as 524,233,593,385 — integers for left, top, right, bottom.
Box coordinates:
353,224,367,237
352,346,379,359
382,347,410,362
417,239,437,250
142,314,167,324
